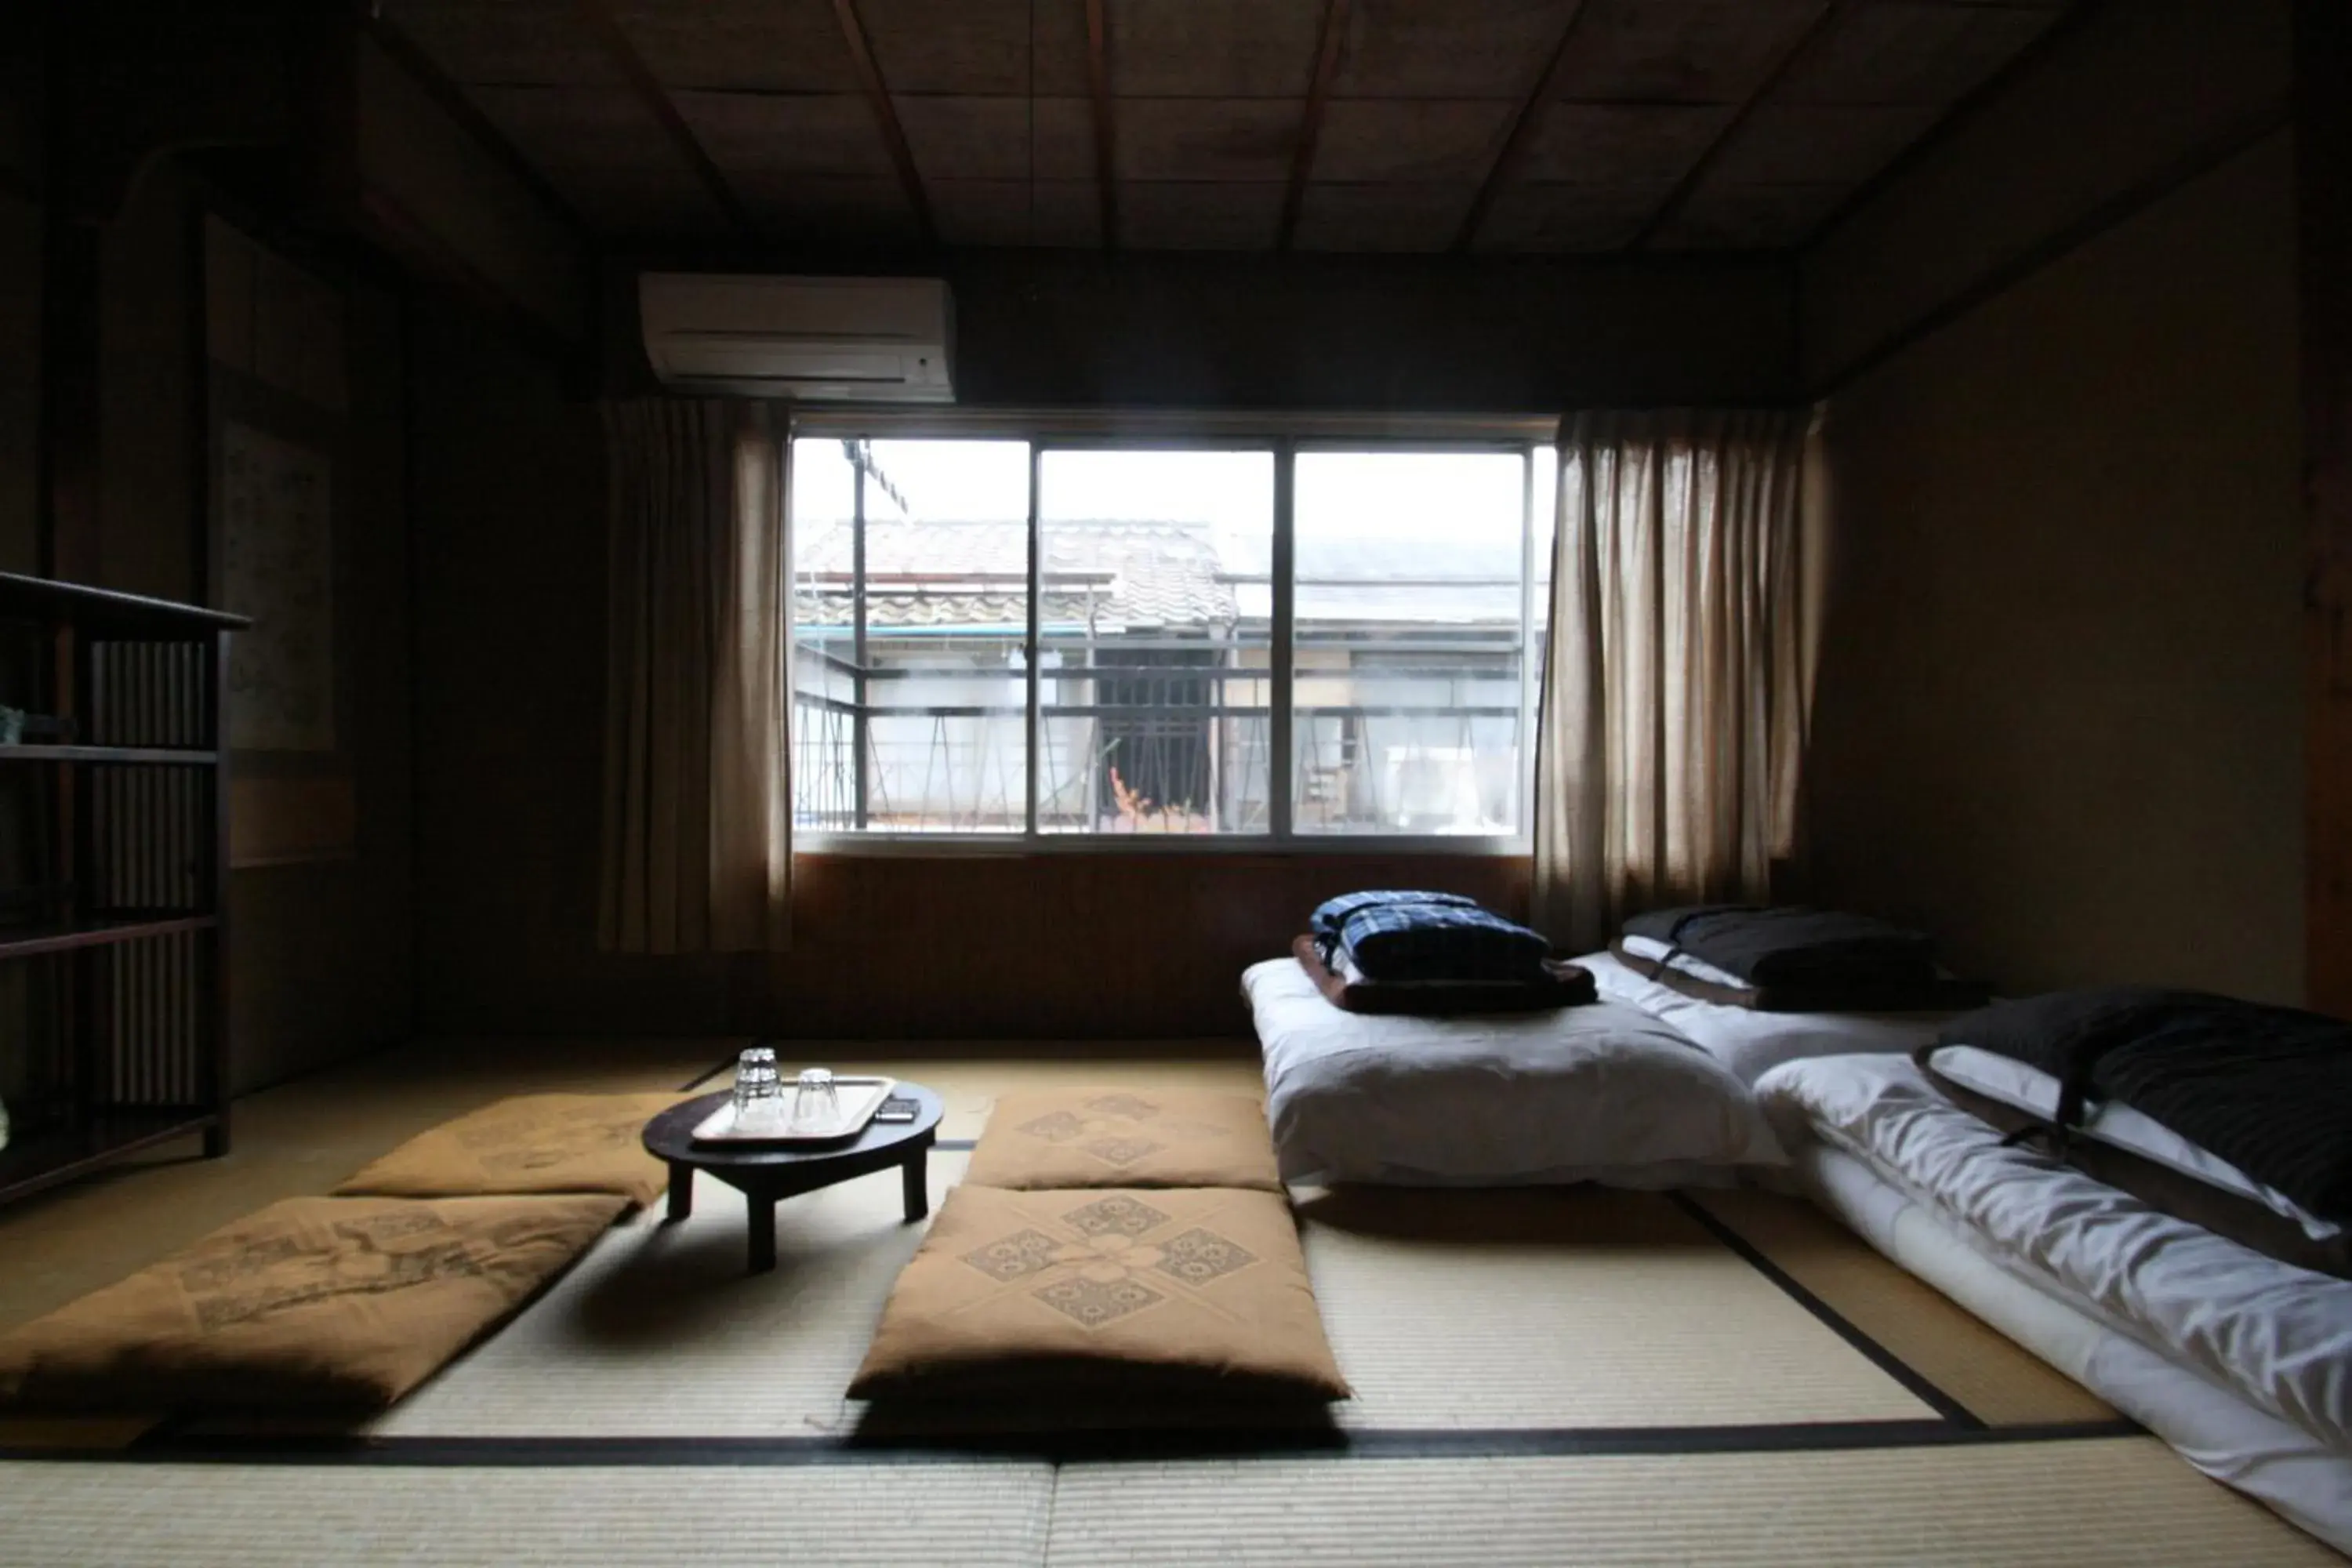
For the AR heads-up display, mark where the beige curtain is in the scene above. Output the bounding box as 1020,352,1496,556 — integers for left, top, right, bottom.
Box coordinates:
599,400,792,954
1532,408,1811,952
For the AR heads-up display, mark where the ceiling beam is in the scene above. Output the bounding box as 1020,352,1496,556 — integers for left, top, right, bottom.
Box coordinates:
1450,0,1593,253
1085,0,1118,249
827,0,938,249
364,12,597,249
1628,0,1856,251
1278,0,1353,252
570,0,764,248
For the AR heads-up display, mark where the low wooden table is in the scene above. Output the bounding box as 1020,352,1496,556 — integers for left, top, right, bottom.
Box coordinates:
641,1083,944,1274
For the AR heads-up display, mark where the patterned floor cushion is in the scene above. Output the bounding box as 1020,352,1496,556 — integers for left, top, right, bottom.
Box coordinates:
963,1089,1283,1192
335,1093,685,1209
0,1193,625,1413
849,1184,1348,1401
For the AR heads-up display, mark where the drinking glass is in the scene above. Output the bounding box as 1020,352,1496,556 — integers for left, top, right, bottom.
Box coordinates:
733,1046,783,1133
791,1067,841,1133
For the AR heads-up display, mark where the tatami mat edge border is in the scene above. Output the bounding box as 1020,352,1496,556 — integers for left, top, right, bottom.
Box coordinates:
0,1417,2146,1469
681,1058,737,1092
1671,1191,1997,1428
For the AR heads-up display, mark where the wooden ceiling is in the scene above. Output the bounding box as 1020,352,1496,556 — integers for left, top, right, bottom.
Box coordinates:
376,0,2073,255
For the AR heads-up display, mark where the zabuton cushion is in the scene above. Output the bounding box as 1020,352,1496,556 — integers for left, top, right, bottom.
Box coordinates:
336,1093,685,1209
848,1184,1349,1401
962,1088,1283,1192
0,1193,625,1413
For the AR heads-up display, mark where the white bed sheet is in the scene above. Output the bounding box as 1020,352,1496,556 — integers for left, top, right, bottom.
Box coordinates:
1927,1044,2339,1242
1580,949,1955,1083
1759,1053,2352,1552
1241,956,1784,1187
1797,1141,2352,1554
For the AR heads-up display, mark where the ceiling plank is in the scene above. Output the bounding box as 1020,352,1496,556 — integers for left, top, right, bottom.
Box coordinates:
570,0,763,247
1798,0,2098,253
1450,0,1594,254
1278,0,1353,252
364,11,597,249
1085,0,1118,249
1628,0,1856,251
827,0,939,249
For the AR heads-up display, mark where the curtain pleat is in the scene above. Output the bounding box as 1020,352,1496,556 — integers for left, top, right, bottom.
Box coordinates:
599,400,792,954
1533,408,1811,952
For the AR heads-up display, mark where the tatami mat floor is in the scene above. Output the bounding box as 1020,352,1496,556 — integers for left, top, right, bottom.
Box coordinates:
0,1038,2333,1565
1045,1443,2341,1566
0,1036,1260,1332
0,1460,1058,1567
1685,1189,2122,1427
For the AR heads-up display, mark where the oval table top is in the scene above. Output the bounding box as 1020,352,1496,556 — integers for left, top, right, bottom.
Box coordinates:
642,1082,944,1171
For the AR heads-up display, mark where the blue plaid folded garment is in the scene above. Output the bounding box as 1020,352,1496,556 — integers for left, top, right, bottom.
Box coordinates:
1308,890,1479,942
1337,901,1552,984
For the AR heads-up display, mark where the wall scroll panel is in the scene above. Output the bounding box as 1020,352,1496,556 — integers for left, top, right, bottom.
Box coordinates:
203,216,357,866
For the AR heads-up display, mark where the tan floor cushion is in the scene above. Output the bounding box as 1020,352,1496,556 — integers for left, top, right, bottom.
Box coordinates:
963,1089,1283,1192
849,1185,1350,1402
335,1093,685,1209
0,1193,626,1414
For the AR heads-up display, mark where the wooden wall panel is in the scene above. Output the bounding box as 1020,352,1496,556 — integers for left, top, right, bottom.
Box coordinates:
756,851,1530,1041
2300,0,2352,1015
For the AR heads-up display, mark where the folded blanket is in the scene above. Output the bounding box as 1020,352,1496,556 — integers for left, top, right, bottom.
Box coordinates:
1291,935,1595,1015
1338,901,1550,984
1608,935,1987,1014
1938,987,2352,1228
1623,906,1938,990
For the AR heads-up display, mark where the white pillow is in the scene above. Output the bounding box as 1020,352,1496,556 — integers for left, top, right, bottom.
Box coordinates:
1580,949,1947,1085
1926,1044,2339,1243
1617,932,1749,989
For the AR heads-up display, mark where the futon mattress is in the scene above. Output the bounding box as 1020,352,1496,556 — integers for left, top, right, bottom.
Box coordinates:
1756,1052,2352,1548
1243,956,1783,1187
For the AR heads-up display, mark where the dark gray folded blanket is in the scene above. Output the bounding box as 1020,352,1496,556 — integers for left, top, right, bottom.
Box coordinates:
1624,905,1939,989
1939,986,2352,1228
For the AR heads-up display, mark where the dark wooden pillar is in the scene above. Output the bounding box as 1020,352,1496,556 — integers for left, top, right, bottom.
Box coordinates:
2299,0,2352,1014
35,6,101,587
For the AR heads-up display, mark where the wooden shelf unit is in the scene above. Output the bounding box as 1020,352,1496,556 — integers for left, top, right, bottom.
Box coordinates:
0,916,224,961
2,746,221,765
0,572,250,1206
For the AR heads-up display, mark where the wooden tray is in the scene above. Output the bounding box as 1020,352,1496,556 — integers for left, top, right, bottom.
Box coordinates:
690,1076,896,1147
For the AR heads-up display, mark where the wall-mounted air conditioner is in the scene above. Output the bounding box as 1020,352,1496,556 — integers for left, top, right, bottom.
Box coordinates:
638,274,954,401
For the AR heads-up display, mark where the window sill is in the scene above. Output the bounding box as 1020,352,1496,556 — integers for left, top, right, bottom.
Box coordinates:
792,833,1531,860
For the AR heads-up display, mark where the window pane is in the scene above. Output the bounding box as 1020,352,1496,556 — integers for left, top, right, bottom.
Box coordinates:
1292,451,1529,835
1533,442,1558,710
1037,450,1274,835
790,437,1032,833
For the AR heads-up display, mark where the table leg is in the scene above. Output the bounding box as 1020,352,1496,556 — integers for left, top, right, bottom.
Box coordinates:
665,1162,693,1223
902,1147,929,1222
748,1195,777,1274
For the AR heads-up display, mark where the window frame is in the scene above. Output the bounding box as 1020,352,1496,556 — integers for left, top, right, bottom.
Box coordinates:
786,412,1555,856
